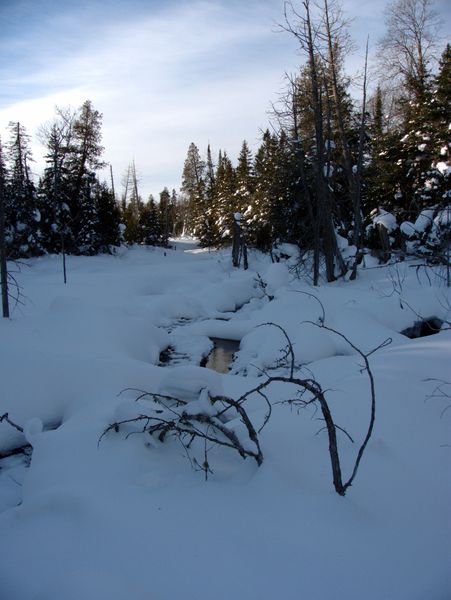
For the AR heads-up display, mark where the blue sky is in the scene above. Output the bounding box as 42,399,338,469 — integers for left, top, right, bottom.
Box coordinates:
1,0,449,200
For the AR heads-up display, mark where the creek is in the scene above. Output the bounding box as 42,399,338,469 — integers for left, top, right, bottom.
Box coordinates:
201,337,240,374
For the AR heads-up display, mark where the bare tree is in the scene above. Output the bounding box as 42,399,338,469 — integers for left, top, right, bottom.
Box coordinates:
377,0,440,99
279,0,352,284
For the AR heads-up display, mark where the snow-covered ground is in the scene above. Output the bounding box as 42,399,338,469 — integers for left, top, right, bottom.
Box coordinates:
0,240,450,600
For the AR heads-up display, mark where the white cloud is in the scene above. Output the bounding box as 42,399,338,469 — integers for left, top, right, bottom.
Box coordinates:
7,0,435,199
1,1,299,199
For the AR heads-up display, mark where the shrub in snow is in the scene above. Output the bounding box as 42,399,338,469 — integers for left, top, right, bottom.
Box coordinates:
100,386,264,479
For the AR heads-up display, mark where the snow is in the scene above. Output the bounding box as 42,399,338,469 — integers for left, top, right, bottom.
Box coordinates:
436,161,451,176
0,240,450,600
371,209,397,232
158,365,223,401
414,208,435,232
400,220,417,237
434,206,451,227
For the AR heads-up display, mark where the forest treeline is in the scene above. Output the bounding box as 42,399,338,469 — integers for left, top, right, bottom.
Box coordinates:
0,0,449,280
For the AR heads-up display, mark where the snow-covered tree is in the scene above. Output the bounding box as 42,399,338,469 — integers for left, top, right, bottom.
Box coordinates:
5,122,41,257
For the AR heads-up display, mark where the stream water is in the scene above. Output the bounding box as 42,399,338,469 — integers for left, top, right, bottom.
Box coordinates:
202,338,240,374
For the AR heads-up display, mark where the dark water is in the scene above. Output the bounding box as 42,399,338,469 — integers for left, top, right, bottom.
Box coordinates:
400,317,443,339
202,338,240,374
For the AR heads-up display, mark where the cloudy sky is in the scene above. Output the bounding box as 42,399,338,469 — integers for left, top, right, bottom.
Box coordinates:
0,0,449,200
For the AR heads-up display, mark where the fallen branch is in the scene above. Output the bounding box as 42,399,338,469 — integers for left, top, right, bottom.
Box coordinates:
100,391,264,477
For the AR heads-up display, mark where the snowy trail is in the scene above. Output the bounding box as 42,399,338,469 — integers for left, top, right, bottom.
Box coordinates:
0,244,450,600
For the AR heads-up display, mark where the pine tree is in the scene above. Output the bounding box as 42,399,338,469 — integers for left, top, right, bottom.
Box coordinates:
37,107,76,258
214,151,236,243
247,130,278,249
66,100,105,252
235,140,254,216
139,196,161,245
158,187,171,247
95,181,122,252
77,173,100,255
0,138,9,317
181,142,206,238
5,122,41,257
199,144,219,247
170,189,185,237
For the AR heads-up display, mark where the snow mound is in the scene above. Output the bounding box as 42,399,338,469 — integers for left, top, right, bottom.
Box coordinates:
158,365,223,401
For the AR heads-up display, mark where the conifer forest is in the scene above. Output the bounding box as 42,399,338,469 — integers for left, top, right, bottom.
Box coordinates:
0,0,449,279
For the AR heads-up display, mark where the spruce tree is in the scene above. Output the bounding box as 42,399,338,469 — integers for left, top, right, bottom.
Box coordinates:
158,187,171,247
66,100,105,252
95,181,122,252
0,138,9,317
5,122,41,257
214,151,236,244
139,196,161,245
235,140,254,216
248,130,278,249
77,173,100,255
181,142,206,238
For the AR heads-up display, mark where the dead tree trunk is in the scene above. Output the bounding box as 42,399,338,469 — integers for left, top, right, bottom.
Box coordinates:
377,223,391,262
232,213,248,270
349,38,370,280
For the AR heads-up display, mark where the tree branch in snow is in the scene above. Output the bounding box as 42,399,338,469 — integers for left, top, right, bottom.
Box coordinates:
0,412,24,433
424,378,451,418
234,320,386,496
100,391,264,474
109,319,385,495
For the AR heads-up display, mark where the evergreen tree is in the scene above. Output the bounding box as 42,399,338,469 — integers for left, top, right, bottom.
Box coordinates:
235,140,254,216
37,108,75,257
0,138,10,317
66,100,105,252
181,142,205,236
77,173,100,255
170,189,185,237
158,187,171,246
95,181,122,252
139,195,161,245
5,122,41,257
199,144,219,247
214,151,236,243
247,130,278,249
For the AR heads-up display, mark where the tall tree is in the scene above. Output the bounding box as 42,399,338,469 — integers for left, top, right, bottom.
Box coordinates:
66,100,105,252
214,151,236,243
5,122,40,257
0,139,9,317
122,161,144,244
140,195,162,245
181,142,206,237
95,181,122,252
281,0,348,283
377,0,439,108
235,140,254,215
158,187,171,247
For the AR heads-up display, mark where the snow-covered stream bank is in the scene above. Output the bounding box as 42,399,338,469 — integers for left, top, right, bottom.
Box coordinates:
0,241,450,600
